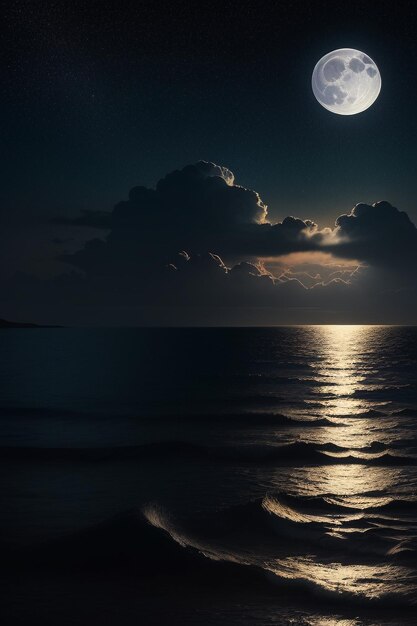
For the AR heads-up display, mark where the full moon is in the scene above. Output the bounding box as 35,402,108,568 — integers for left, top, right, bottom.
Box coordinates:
312,48,381,115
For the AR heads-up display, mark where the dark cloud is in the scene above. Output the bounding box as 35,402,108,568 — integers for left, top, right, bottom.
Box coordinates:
53,210,111,229
331,201,417,268
58,161,325,274
61,161,265,231
3,163,417,325
60,163,416,274
3,246,417,326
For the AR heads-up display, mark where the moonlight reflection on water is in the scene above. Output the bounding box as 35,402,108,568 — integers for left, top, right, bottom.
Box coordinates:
1,327,417,624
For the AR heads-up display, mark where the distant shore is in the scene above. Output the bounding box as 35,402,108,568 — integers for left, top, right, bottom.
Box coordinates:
0,318,62,329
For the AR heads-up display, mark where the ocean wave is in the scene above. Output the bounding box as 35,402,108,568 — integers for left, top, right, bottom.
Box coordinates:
1,439,415,466
157,411,337,427
0,404,337,426
391,408,417,417
352,386,416,400
3,503,416,608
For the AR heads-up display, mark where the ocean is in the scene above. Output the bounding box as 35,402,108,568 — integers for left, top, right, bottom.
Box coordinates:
1,326,417,625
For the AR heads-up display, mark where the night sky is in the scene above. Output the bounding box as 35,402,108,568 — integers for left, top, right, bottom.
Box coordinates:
2,0,417,325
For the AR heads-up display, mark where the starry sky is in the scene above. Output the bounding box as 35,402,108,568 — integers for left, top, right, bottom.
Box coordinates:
2,0,417,325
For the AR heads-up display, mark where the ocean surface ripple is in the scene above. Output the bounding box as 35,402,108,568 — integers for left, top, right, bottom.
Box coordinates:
1,326,417,625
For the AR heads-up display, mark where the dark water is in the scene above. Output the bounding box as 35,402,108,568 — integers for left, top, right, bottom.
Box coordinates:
1,326,417,625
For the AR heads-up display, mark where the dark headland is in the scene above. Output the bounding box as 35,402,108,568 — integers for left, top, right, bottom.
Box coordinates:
0,318,62,329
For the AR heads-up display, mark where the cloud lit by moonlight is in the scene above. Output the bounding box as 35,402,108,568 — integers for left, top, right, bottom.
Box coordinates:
312,48,381,115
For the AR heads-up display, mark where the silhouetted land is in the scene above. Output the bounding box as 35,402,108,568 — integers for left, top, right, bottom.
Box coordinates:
0,318,61,328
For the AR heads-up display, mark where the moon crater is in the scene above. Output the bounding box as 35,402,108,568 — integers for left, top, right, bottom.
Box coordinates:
312,48,381,115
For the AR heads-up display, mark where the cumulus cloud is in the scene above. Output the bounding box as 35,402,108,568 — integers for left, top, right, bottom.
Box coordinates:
58,161,329,272
59,163,417,276
4,162,417,325
329,200,417,268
